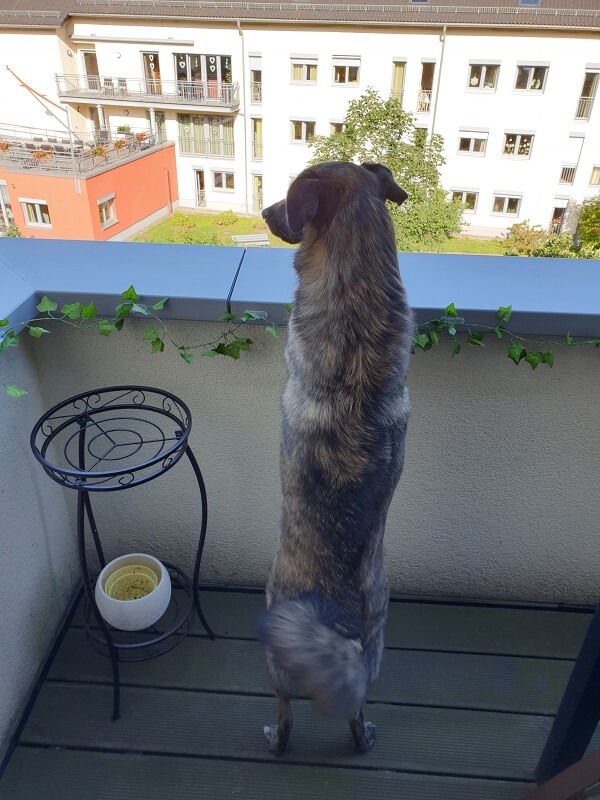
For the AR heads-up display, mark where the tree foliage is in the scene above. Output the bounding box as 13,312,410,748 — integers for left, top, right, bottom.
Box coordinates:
577,196,600,250
308,88,462,251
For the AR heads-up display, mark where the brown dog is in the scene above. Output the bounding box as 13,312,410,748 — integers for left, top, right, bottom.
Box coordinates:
259,161,412,755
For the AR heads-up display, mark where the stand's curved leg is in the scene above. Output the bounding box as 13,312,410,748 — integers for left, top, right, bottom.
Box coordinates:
186,445,216,640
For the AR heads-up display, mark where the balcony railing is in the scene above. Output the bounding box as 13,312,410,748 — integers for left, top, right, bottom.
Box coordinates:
0,128,157,174
56,74,240,109
195,189,206,207
575,95,595,120
252,141,263,159
252,193,263,212
417,89,432,112
559,164,577,185
178,137,235,158
250,82,262,103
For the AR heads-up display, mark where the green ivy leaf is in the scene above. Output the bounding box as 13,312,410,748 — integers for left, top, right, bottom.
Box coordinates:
150,337,164,354
241,310,268,321
81,301,97,320
493,325,503,339
202,349,219,357
28,326,50,338
467,332,485,347
232,337,253,351
131,303,150,316
219,312,236,322
429,329,440,346
61,302,82,320
0,331,18,352
497,305,512,324
4,385,28,397
452,339,461,358
508,342,526,365
115,302,133,318
284,303,294,314
413,333,430,350
121,285,139,302
445,303,458,318
541,349,554,367
265,324,279,337
0,318,9,327
180,351,194,364
143,324,158,341
525,351,542,370
447,325,456,336
98,320,118,336
152,298,168,310
36,296,57,313
114,318,124,331
566,333,574,346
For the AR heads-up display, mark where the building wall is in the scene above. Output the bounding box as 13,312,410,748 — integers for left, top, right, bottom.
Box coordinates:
0,144,178,240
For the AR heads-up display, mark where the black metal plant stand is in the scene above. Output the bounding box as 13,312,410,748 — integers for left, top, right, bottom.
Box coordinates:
30,386,216,721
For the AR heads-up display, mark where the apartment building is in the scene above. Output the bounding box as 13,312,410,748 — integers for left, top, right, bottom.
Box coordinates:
0,0,598,237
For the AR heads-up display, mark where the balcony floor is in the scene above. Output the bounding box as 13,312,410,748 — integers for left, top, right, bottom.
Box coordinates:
0,588,594,799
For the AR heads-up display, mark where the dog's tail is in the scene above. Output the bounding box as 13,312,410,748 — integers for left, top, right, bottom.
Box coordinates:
259,594,367,717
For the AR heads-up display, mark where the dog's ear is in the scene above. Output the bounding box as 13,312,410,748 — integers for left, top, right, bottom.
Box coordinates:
286,178,323,234
361,162,408,206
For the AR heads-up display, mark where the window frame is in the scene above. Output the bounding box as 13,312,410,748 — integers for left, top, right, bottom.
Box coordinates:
330,121,346,134
502,132,534,158
451,190,479,213
491,194,522,216
467,63,499,91
97,193,117,229
332,57,361,86
457,130,488,155
177,113,235,158
212,170,235,191
514,64,548,92
19,197,52,228
290,57,318,84
589,166,600,185
290,119,316,143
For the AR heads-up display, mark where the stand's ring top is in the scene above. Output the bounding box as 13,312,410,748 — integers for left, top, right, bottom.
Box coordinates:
30,386,192,492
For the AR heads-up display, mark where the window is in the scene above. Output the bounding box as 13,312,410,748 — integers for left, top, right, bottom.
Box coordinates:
333,56,360,85
0,181,14,228
550,206,565,234
451,190,478,212
515,65,548,91
468,64,499,90
252,117,262,159
291,57,317,83
503,132,534,157
250,54,262,103
576,71,598,120
98,194,116,227
590,166,600,185
330,122,345,134
290,120,315,142
213,171,234,190
178,114,235,157
20,198,51,228
492,195,521,215
418,62,435,111
252,174,263,212
174,53,232,85
391,61,406,102
458,130,488,154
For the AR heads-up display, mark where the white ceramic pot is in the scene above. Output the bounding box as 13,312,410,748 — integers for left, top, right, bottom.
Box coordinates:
95,553,171,631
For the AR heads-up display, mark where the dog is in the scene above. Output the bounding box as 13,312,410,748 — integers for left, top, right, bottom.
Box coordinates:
259,161,412,756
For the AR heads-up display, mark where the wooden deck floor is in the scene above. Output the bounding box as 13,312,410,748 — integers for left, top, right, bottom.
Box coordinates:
0,588,594,799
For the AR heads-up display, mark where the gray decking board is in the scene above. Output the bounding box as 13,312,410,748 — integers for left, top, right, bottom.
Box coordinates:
18,682,551,781
72,589,592,658
0,748,532,800
50,628,572,715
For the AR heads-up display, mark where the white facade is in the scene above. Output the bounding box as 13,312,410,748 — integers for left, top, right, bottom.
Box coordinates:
1,19,599,235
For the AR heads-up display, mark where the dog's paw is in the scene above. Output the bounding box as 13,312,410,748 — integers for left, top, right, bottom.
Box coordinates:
263,724,288,756
354,721,376,754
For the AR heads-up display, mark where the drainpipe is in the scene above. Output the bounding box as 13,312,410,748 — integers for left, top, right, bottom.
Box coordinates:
430,25,447,141
237,19,249,214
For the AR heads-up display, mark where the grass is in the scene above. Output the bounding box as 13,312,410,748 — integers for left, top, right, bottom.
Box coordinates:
133,210,506,255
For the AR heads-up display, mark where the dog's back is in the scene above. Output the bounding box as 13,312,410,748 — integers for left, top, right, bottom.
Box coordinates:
260,161,412,753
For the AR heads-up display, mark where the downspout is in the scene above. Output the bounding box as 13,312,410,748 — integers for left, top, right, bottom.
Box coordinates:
237,20,249,214
430,24,447,141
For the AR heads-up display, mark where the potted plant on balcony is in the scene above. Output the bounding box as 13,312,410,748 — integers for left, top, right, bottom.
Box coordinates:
134,132,148,142
0,141,11,152
113,138,127,151
91,144,107,158
117,125,131,133
32,149,52,161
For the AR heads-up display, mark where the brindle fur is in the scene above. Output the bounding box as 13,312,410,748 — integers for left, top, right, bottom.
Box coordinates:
260,161,413,755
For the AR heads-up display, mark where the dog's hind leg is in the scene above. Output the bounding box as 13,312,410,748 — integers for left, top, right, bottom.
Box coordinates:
264,692,293,755
349,707,376,753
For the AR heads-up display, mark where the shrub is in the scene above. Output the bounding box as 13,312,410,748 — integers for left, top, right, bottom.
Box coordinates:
577,196,600,250
170,211,195,229
214,210,238,226
252,218,267,230
576,244,600,260
177,230,220,245
503,220,547,256
532,234,575,258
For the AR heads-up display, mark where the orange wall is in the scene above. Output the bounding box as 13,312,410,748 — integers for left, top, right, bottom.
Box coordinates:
0,143,178,241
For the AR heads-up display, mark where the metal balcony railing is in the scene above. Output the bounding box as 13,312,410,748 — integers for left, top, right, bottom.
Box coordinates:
575,95,595,120
559,165,577,185
252,194,263,212
178,137,235,158
417,89,432,112
250,82,262,103
56,74,240,109
252,141,263,159
195,189,206,207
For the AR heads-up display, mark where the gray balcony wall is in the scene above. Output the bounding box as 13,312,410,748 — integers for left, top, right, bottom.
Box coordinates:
18,316,600,607
0,342,77,762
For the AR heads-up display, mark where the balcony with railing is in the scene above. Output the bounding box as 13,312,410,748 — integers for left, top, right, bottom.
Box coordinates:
559,164,577,185
0,124,158,175
56,74,240,112
178,137,234,158
575,95,595,120
417,89,432,112
252,141,263,160
250,82,262,103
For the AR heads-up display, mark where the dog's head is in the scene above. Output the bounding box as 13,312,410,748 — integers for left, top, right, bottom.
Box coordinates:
261,161,408,244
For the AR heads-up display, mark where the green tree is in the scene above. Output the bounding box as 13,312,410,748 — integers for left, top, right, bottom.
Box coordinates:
577,196,600,250
308,88,462,251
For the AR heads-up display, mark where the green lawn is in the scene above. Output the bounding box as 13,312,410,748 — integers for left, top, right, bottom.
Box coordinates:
133,210,505,255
